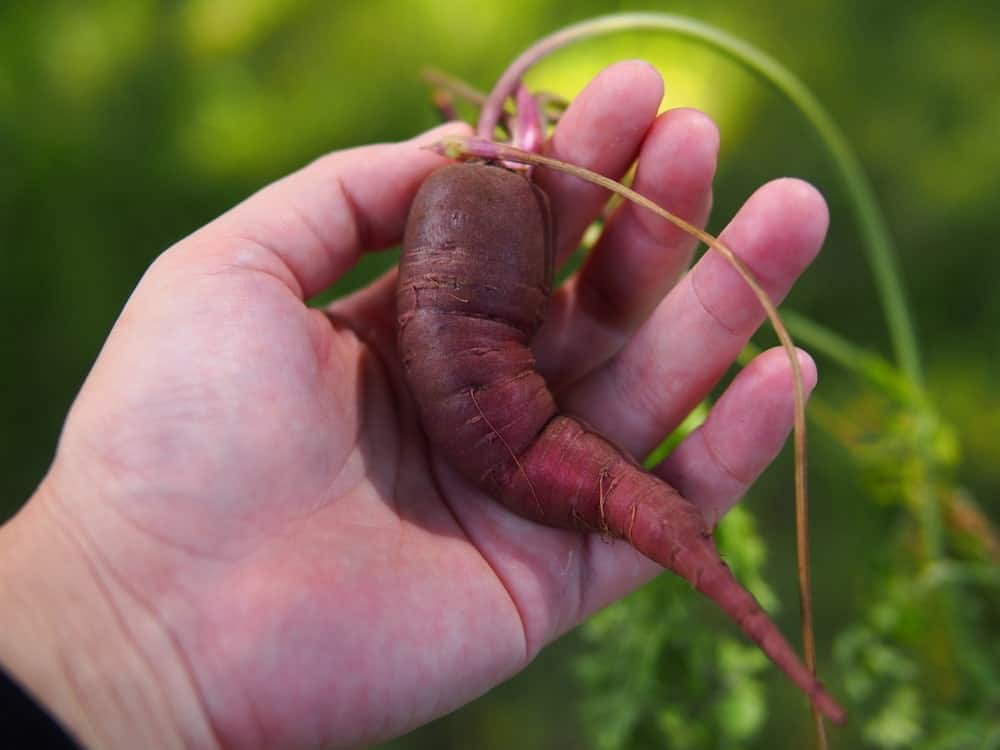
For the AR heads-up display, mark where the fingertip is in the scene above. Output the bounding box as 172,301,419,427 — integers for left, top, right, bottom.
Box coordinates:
751,178,830,255
796,346,819,393
753,345,818,397
632,108,719,192
779,177,829,237
627,106,719,228
600,58,665,106
657,107,720,157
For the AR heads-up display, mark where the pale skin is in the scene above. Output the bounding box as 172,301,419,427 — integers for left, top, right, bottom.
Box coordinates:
0,62,827,749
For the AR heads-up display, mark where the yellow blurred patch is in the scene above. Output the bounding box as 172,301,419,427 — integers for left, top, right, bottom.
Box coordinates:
521,31,757,145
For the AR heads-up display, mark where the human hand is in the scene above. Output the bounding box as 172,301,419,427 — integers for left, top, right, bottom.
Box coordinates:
0,61,826,749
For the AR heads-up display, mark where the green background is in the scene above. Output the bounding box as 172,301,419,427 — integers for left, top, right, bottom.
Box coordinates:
2,1,998,748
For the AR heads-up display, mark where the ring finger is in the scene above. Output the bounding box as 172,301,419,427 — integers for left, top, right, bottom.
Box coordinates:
562,176,829,461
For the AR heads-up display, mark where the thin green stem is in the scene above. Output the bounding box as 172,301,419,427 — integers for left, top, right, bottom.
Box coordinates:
780,311,921,406
478,12,923,387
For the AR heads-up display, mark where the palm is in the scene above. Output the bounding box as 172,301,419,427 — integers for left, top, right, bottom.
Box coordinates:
60,257,598,747
46,62,828,749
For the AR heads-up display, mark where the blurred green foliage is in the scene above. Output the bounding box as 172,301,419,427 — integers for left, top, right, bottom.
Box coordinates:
3,1,999,748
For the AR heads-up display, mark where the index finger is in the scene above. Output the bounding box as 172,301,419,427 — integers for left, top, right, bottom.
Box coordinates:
187,122,472,300
535,60,664,262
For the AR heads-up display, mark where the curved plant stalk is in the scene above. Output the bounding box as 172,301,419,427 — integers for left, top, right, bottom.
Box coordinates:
780,310,924,407
433,134,828,746
478,12,921,386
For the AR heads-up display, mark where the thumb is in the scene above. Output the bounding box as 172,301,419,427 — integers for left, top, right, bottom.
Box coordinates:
177,121,472,300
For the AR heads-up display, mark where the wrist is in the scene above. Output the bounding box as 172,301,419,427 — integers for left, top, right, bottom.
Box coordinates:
0,480,218,750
